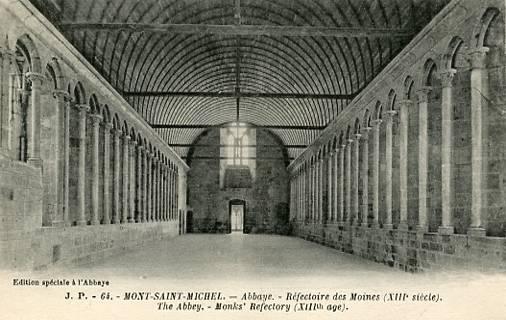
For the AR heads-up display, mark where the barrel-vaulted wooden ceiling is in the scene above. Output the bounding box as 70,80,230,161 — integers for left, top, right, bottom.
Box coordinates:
32,0,448,161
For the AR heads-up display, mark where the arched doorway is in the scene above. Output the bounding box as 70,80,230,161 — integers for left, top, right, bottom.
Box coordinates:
229,199,245,233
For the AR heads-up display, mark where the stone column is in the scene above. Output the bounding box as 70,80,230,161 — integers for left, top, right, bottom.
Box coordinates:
398,100,411,230
333,147,339,223
129,139,137,223
384,110,396,229
7,73,19,151
468,47,489,237
0,48,14,150
75,104,90,226
371,119,382,228
440,69,457,234
153,158,159,221
113,129,121,224
142,149,148,222
345,139,352,224
122,134,130,224
62,93,71,226
309,163,313,222
417,87,431,232
338,145,345,225
327,151,334,222
90,114,102,225
162,165,167,221
361,128,371,227
147,152,153,222
136,145,144,223
51,90,68,226
353,134,361,225
25,72,44,167
319,158,324,223
102,122,113,225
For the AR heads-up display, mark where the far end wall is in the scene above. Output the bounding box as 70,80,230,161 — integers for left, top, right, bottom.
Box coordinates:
187,128,290,234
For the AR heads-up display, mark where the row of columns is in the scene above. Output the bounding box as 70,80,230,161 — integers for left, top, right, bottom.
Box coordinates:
291,47,489,236
49,92,180,227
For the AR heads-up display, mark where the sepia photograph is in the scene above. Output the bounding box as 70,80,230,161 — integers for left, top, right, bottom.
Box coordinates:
0,0,505,319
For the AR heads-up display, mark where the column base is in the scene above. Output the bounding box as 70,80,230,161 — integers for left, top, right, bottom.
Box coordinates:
102,219,111,225
370,222,380,229
438,226,454,235
467,227,486,237
128,218,135,223
76,220,87,226
361,222,368,228
382,223,393,230
27,157,43,168
91,219,100,226
397,221,409,231
416,225,428,233
51,220,64,228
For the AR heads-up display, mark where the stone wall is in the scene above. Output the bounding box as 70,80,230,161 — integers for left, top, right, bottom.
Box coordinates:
292,223,505,272
187,128,289,234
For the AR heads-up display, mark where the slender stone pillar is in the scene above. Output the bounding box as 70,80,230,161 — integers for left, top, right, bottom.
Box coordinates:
122,134,130,224
129,139,137,223
309,163,313,222
440,69,457,234
327,151,333,222
75,104,90,226
62,93,71,226
90,114,102,225
384,110,396,229
0,48,14,151
147,152,153,222
361,128,371,227
136,145,144,223
417,87,431,232
398,100,411,230
7,73,19,151
468,47,489,237
319,158,324,223
353,134,361,225
25,72,44,167
333,147,339,223
103,122,113,225
371,119,382,228
345,139,353,224
338,145,345,225
113,129,121,224
163,165,167,221
142,148,148,222
51,90,68,226
153,158,158,221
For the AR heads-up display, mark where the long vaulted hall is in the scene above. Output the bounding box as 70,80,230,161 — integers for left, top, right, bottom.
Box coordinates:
0,0,506,319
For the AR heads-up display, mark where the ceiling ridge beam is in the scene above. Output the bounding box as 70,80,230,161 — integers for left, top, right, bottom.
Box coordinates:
58,22,414,38
151,124,325,130
124,90,356,100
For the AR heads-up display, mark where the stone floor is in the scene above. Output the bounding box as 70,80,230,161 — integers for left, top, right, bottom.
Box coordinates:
3,234,505,320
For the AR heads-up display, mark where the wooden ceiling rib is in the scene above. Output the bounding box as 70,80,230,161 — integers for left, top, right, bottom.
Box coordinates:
30,0,449,161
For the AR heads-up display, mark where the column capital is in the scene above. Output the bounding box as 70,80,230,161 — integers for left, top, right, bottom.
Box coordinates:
89,114,103,126
52,89,69,100
113,128,123,137
371,119,382,127
416,86,432,103
137,144,144,151
129,138,138,147
103,122,114,131
398,99,414,107
467,47,489,69
123,134,131,142
25,71,45,84
354,133,362,140
360,127,372,138
439,68,457,88
1,47,15,57
75,104,90,113
384,110,397,122
347,138,354,145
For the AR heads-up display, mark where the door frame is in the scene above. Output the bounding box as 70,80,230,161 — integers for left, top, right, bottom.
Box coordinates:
228,199,246,233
